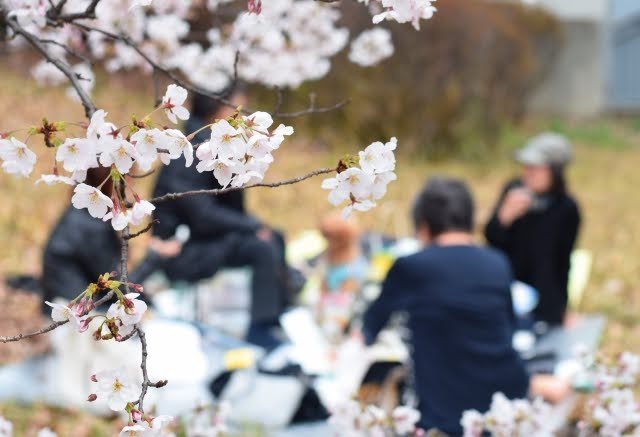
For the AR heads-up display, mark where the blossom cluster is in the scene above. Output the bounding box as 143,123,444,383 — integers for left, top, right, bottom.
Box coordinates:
461,393,553,437
90,366,175,436
367,0,438,30
45,272,147,338
349,28,395,67
322,137,398,217
195,111,293,188
2,0,437,100
0,416,59,437
329,400,422,436
577,352,640,436
185,401,231,437
0,84,299,230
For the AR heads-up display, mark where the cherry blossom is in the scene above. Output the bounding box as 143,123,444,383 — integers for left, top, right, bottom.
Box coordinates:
71,183,114,219
119,423,150,437
323,137,397,217
0,416,12,437
359,137,397,174
162,84,190,124
56,137,98,173
107,292,148,336
0,137,37,177
349,28,395,67
150,415,175,434
329,400,421,436
461,393,553,437
158,129,194,166
45,300,82,328
35,174,77,186
196,114,293,188
129,0,154,9
36,428,57,437
130,199,156,226
391,406,421,435
372,0,437,30
186,402,231,437
130,128,164,171
103,208,131,231
93,367,139,411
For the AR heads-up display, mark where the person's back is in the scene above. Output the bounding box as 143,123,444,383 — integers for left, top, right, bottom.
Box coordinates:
362,177,530,436
371,245,528,434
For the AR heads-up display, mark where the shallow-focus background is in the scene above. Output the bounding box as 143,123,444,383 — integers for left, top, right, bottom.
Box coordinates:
3,0,640,434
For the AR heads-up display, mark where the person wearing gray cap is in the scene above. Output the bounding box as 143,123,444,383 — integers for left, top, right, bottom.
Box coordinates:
484,132,581,327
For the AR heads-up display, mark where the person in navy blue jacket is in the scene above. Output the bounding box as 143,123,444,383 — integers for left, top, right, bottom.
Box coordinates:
363,177,568,435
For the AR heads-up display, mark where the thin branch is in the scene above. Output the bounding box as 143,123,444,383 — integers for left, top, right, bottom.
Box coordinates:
39,38,92,64
70,22,350,118
137,327,150,412
50,0,101,22
0,290,115,343
125,220,158,241
276,97,351,118
6,18,96,118
150,167,336,204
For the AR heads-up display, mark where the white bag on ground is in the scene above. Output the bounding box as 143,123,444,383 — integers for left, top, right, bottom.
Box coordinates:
220,368,306,429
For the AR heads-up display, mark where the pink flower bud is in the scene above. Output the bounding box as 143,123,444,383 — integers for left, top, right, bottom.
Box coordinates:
87,393,97,402
131,283,144,293
90,374,98,382
115,335,123,342
86,299,95,311
248,0,262,14
78,317,92,333
131,409,142,422
123,297,135,310
75,301,86,317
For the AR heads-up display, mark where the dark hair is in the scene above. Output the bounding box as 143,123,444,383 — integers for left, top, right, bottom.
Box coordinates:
549,164,567,195
190,83,246,120
412,177,475,237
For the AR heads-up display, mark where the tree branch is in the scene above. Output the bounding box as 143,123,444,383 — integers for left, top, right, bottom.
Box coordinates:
125,220,158,241
0,290,115,343
150,167,336,204
70,22,349,118
6,18,96,118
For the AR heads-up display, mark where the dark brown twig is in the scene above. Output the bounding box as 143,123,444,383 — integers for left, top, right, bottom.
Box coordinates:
150,167,336,204
125,220,158,241
0,290,115,343
6,17,96,117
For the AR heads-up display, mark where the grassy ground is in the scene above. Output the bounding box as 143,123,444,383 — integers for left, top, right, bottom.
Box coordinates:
2,64,640,432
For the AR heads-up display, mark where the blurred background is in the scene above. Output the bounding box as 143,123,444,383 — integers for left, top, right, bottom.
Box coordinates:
2,0,640,434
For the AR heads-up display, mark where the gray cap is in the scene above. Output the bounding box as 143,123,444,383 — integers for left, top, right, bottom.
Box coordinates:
514,132,572,166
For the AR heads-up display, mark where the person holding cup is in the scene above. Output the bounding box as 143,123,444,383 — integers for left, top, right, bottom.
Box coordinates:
484,133,581,327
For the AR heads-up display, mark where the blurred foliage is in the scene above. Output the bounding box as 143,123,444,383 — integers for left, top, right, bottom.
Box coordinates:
257,0,563,159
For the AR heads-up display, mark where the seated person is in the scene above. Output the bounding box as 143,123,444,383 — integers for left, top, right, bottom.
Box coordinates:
362,177,569,436
151,90,291,350
315,213,368,341
42,168,178,306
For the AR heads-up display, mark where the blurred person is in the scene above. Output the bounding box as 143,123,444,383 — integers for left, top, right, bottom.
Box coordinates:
315,212,368,340
484,133,580,327
362,177,570,435
42,168,180,306
151,89,293,350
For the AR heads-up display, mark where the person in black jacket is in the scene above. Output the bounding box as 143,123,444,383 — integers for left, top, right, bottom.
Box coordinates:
363,177,569,435
151,91,291,349
42,168,178,306
485,133,581,327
